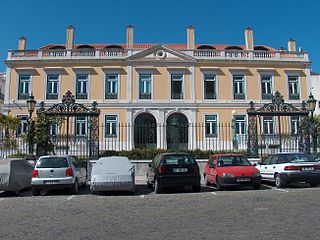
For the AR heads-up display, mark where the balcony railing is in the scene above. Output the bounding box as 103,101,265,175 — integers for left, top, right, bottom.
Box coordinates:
7,49,309,62
105,93,118,99
46,93,58,100
76,93,88,100
234,93,246,100
139,93,151,100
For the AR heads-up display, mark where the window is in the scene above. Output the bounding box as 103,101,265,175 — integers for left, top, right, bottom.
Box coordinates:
50,123,58,136
17,116,28,136
204,74,216,99
261,75,273,100
288,76,300,100
105,115,118,138
205,115,217,138
105,74,118,99
234,115,246,135
18,75,31,100
75,116,87,136
171,74,183,99
139,74,151,99
263,116,274,135
46,74,59,99
291,116,299,135
76,74,88,99
233,75,245,99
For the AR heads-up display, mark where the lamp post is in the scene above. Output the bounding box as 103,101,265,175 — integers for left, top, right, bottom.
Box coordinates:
231,110,238,150
26,94,36,155
307,92,317,153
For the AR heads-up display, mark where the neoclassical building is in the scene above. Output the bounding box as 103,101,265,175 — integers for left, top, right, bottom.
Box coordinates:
4,25,311,152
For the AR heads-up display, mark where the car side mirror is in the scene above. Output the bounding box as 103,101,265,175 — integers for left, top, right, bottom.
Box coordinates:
148,163,152,167
252,163,257,166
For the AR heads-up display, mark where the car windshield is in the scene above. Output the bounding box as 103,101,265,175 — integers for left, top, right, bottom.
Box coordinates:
286,154,317,163
37,157,69,168
218,156,251,167
163,155,195,165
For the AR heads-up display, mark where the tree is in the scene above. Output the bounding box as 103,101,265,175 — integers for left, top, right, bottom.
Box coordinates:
0,115,21,148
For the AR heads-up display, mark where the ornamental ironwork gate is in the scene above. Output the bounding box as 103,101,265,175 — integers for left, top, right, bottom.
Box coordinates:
247,91,310,157
36,91,100,158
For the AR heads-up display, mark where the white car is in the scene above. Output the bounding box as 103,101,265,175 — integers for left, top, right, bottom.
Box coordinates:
256,153,320,188
90,156,135,194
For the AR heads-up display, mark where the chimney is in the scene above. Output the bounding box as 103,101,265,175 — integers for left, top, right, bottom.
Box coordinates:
288,39,296,52
244,27,254,50
66,25,75,49
126,25,134,49
187,25,195,49
18,37,27,50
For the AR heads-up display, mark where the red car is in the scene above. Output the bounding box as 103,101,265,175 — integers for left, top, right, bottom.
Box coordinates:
204,154,261,190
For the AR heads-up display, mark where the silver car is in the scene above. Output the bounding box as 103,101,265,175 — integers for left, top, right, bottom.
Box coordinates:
31,155,87,195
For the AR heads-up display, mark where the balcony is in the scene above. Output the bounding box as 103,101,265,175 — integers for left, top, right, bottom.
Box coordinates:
76,93,88,100
139,93,151,100
7,48,309,62
289,93,300,100
46,93,58,100
18,93,29,100
234,93,246,100
262,93,273,100
105,93,118,99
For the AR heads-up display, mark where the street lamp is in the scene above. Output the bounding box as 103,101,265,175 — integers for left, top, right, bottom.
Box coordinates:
307,92,317,153
231,110,238,150
26,94,36,155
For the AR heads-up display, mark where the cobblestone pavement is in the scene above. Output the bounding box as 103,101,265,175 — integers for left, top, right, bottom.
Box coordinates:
0,182,319,240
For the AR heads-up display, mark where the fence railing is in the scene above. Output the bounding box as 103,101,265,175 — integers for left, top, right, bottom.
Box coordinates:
0,122,310,159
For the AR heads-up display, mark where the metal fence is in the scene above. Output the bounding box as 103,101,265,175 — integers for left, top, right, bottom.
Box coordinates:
0,122,308,159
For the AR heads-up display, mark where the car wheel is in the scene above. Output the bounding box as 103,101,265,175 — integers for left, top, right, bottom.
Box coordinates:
204,174,210,186
70,180,79,194
275,174,286,188
32,187,40,196
253,184,261,190
154,179,162,194
309,182,318,187
216,176,224,191
193,183,201,192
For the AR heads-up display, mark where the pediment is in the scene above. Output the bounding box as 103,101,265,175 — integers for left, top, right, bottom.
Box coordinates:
126,44,196,62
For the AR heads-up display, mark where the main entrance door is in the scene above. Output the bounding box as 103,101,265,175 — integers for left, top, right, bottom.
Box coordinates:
166,113,188,150
134,113,157,149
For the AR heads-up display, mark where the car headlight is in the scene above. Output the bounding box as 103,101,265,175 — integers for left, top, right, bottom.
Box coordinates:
222,173,235,177
252,172,261,177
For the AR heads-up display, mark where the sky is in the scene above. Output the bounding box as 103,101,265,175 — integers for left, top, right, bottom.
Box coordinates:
0,0,320,72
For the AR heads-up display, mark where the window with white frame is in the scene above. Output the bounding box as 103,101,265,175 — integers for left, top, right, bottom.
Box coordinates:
105,74,118,99
46,74,59,99
291,116,299,135
17,116,28,136
233,75,245,99
288,76,300,100
261,75,273,100
171,74,183,99
263,116,275,135
76,74,88,99
18,75,31,100
139,74,152,99
105,115,118,138
75,116,87,136
205,115,218,138
235,115,246,135
204,73,216,99
50,123,58,136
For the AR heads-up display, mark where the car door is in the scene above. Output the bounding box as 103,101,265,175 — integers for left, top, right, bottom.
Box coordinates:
267,155,279,180
259,155,272,180
207,156,217,184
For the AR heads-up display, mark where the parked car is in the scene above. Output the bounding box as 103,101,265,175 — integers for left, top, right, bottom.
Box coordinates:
256,153,320,188
204,154,261,190
146,153,201,193
90,156,135,194
0,159,34,194
31,155,87,196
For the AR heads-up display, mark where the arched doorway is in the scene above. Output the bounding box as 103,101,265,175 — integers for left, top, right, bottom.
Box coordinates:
134,113,157,149
166,113,188,150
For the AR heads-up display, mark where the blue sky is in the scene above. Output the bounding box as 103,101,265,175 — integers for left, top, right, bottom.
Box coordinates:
0,0,320,72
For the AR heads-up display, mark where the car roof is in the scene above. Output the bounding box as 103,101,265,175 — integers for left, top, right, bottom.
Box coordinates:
158,152,192,156
210,154,245,157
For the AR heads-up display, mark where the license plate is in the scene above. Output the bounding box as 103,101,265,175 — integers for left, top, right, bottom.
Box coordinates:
44,180,59,184
237,178,250,182
302,167,314,171
173,168,188,173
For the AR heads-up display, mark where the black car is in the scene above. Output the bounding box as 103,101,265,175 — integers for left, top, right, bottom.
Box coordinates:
146,153,201,193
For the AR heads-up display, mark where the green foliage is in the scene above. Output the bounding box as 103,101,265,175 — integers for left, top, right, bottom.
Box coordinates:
34,114,55,156
0,115,21,149
100,148,248,160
